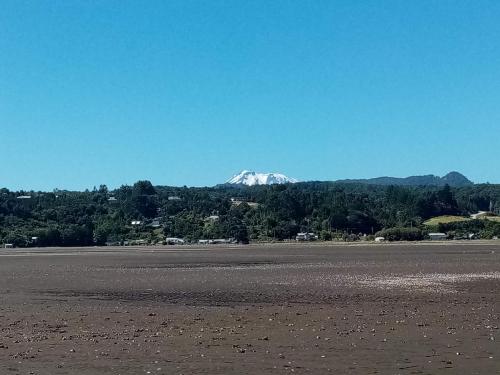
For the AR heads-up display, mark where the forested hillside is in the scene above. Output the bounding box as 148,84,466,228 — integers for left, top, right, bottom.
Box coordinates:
338,171,473,187
1,181,500,247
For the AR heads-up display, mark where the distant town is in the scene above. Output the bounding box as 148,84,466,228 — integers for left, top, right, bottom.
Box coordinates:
1,171,499,248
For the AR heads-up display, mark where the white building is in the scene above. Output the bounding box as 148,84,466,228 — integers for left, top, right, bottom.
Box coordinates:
210,239,233,244
296,233,318,241
198,239,234,244
150,220,161,228
165,238,185,245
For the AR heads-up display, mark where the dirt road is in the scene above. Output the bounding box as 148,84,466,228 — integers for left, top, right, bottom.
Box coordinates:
1,243,499,374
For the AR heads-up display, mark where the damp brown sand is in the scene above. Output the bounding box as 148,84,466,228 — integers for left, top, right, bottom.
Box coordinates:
1,243,499,374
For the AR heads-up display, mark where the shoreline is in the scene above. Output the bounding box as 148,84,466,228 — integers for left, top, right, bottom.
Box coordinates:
2,239,500,254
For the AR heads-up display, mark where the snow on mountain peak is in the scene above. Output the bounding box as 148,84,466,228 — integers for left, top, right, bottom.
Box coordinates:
226,171,298,186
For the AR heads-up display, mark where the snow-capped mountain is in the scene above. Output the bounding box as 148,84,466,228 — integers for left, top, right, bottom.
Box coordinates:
226,170,298,186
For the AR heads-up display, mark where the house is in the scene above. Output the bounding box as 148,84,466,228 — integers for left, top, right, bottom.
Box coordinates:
471,211,499,220
470,211,488,219
108,197,117,202
131,220,142,225
295,233,318,241
198,239,234,245
375,236,385,242
4,244,14,248
429,233,447,241
205,215,220,221
168,196,182,201
150,220,161,228
165,237,185,245
231,198,260,208
210,239,233,244
16,195,32,199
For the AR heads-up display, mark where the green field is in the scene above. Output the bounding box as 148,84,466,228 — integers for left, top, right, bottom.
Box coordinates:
424,215,500,226
423,215,470,226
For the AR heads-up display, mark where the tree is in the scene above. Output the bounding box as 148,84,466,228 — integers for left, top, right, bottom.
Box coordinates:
131,181,158,218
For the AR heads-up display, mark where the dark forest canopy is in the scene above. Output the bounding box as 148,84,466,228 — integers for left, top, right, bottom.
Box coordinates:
1,181,500,247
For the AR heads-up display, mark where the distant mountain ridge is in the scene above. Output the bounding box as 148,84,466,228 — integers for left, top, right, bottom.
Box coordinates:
226,170,298,186
223,171,473,187
338,171,473,187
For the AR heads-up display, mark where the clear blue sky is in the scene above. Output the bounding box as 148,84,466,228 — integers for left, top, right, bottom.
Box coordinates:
1,0,499,190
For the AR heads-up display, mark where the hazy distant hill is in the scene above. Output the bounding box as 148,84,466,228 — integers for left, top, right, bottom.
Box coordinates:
338,171,473,187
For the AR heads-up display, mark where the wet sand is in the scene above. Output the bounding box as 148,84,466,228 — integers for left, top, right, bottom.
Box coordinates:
1,243,500,374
